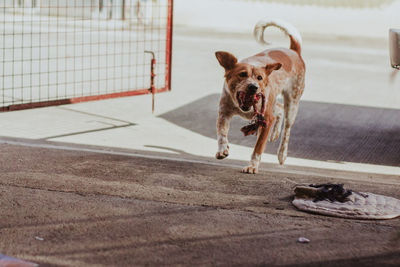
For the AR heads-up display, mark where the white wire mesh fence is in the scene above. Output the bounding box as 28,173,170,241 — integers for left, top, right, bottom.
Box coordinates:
1,0,172,110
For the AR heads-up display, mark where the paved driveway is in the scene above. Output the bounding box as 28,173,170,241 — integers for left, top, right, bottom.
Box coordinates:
1,142,399,266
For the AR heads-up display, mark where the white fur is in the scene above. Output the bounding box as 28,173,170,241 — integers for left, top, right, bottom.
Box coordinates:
242,153,261,174
254,18,302,46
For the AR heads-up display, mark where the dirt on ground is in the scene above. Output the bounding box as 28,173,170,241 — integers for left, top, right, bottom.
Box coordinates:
0,142,400,266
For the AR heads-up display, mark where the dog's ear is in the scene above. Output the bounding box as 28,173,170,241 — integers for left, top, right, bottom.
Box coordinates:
215,51,238,70
265,62,282,75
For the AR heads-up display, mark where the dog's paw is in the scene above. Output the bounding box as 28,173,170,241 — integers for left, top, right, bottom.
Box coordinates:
215,148,229,159
242,165,258,174
278,149,287,165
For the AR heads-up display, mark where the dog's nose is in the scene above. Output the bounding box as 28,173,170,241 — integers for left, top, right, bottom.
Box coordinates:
247,84,258,94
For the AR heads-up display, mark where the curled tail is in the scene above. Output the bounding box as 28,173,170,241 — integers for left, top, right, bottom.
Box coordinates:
254,18,302,55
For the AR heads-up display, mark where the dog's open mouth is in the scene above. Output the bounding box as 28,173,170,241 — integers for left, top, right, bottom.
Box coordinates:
236,91,267,136
237,91,257,112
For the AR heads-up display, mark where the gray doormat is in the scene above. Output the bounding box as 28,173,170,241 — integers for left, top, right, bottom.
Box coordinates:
292,184,400,220
160,94,400,166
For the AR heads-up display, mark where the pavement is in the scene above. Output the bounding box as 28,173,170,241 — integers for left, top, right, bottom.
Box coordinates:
1,142,400,266
0,26,399,175
1,15,400,267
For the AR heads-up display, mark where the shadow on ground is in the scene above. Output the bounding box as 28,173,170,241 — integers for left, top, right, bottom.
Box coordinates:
159,94,400,167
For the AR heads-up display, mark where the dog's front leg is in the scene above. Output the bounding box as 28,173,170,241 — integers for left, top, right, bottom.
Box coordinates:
216,112,232,159
243,112,275,174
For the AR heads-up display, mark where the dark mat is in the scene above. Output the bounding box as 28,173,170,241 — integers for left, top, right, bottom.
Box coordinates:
159,94,400,167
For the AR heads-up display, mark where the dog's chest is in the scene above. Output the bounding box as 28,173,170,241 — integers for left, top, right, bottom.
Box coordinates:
235,103,261,120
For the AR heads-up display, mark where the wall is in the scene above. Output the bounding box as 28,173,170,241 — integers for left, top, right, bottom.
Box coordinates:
174,0,400,38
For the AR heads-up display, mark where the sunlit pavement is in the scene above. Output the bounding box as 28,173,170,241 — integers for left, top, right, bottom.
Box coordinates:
0,26,399,177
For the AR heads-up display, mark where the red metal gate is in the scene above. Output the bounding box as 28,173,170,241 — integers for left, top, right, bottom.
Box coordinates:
0,0,173,111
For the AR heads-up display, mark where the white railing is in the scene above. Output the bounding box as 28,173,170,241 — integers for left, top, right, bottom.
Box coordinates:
6,0,155,22
232,0,396,8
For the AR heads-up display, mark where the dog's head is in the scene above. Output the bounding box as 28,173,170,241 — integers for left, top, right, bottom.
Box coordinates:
216,51,281,112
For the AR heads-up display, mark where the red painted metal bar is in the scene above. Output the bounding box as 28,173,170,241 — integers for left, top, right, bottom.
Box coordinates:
1,87,170,112
165,0,174,91
145,50,156,113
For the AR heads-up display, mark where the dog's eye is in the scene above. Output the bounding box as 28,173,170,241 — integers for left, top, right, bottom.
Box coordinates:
239,72,248,78
257,75,263,80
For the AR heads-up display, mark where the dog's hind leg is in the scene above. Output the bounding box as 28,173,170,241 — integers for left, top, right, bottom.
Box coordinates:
277,90,302,165
268,101,283,142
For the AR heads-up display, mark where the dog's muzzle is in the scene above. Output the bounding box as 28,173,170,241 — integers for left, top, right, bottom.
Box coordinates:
239,92,267,136
236,85,258,112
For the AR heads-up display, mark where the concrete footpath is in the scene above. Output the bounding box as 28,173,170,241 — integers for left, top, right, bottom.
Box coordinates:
0,141,400,266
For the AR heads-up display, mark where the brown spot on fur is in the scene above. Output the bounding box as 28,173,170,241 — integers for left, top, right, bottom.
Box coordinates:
265,63,282,75
289,36,305,69
289,35,301,55
216,51,238,70
269,50,292,72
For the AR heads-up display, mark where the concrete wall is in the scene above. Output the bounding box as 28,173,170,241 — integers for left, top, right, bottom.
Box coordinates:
174,0,400,39
229,0,396,9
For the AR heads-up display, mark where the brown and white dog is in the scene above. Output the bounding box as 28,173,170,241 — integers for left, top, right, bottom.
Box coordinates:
215,19,305,174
